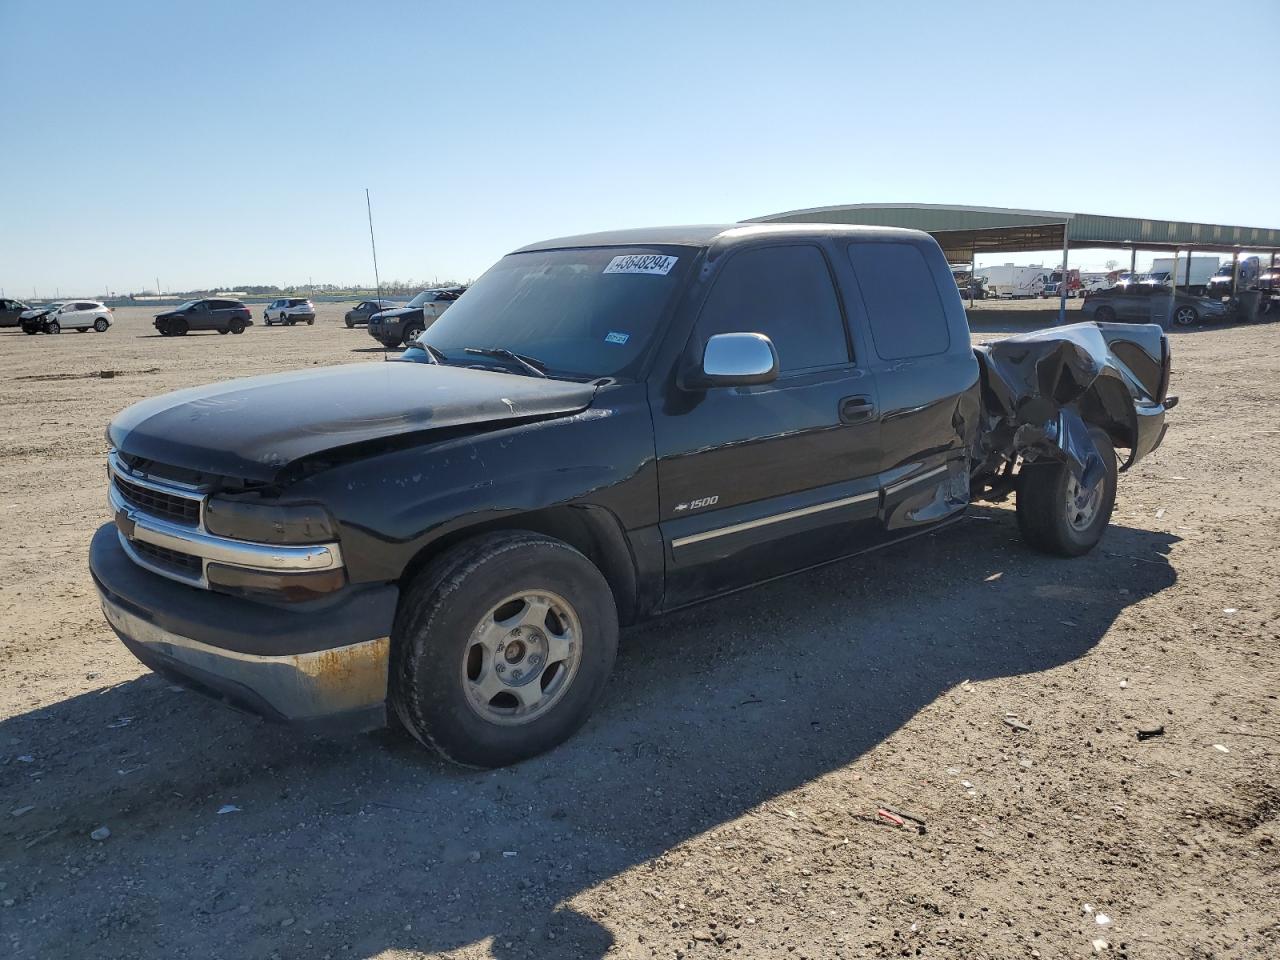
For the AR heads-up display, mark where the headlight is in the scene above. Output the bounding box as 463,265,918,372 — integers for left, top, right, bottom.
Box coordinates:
204,497,337,544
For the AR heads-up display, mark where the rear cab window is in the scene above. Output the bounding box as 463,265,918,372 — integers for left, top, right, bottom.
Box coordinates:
846,242,950,360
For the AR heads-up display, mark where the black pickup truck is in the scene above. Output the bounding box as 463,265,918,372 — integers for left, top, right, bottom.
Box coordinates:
91,224,1174,767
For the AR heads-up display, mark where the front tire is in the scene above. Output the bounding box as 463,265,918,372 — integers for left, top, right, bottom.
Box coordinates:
402,323,423,345
1094,305,1116,323
390,532,619,768
170,318,188,336
46,320,60,334
1173,305,1199,326
1016,428,1117,557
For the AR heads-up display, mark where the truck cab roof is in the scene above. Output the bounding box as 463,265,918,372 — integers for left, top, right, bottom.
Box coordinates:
514,223,930,255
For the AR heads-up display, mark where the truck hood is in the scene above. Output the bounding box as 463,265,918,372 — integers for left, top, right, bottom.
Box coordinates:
108,363,597,483
370,307,420,322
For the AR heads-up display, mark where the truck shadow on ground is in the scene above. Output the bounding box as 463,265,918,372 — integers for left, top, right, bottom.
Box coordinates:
0,507,1178,960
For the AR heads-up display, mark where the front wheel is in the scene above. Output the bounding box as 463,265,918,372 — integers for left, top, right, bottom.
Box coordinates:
390,532,619,768
1016,428,1117,557
306,317,314,325
1173,305,1199,326
170,318,188,336
1094,305,1116,322
402,324,423,345
345,318,355,328
46,320,60,334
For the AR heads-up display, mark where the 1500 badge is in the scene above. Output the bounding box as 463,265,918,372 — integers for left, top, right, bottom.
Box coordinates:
673,496,719,512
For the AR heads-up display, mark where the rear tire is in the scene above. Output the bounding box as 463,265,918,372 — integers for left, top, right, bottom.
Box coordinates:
1016,428,1117,557
306,317,314,325
390,532,619,768
1094,305,1116,323
218,328,230,334
229,317,246,335
94,318,109,332
76,326,88,333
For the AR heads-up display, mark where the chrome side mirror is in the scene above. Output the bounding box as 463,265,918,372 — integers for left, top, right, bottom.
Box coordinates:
684,332,779,389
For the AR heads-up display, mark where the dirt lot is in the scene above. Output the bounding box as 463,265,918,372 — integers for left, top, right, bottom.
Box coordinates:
1,302,1277,960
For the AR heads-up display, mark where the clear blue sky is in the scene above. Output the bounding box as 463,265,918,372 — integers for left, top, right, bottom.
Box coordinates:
3,0,1277,296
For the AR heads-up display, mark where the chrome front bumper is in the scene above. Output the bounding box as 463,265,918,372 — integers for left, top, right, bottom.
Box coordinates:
90,523,397,732
102,594,390,726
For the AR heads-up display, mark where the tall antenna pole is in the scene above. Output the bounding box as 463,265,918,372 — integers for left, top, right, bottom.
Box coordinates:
366,189,382,303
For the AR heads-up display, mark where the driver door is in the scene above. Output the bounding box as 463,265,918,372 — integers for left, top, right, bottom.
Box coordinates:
652,242,882,609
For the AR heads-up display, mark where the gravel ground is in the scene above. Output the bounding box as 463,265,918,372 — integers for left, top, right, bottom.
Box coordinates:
1,303,1277,960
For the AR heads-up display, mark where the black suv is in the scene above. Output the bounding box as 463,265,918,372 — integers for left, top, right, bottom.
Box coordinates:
154,299,253,336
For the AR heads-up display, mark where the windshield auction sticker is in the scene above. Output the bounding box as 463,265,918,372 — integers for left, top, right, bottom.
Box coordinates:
602,254,678,276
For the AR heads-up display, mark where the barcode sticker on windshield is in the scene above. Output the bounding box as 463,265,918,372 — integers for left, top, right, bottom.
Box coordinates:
603,254,678,276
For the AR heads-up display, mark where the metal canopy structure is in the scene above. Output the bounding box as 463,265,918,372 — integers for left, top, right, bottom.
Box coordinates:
746,203,1280,322
745,202,1280,262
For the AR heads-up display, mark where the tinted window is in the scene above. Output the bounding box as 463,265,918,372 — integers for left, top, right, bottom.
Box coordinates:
847,242,949,360
696,244,848,372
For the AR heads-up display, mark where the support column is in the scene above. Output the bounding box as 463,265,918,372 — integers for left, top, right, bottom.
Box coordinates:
1184,249,1193,292
969,247,976,308
1167,249,1179,326
1058,225,1070,325
1129,246,1137,281
1231,250,1240,298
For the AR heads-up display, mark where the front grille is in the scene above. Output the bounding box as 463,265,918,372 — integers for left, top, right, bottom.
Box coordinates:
131,540,203,577
113,474,201,526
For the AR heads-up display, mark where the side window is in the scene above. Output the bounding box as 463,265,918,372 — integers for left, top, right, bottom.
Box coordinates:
846,242,950,360
696,244,848,373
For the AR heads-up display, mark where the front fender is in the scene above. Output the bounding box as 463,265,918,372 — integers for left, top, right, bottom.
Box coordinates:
291,385,658,584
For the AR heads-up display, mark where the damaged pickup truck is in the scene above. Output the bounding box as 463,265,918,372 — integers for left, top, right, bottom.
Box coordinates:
91,225,1175,767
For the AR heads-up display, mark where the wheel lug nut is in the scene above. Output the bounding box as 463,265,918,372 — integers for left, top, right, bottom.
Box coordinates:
495,664,505,674
512,669,523,680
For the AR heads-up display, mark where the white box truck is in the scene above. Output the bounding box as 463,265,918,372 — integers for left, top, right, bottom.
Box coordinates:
1147,256,1220,294
978,264,1050,299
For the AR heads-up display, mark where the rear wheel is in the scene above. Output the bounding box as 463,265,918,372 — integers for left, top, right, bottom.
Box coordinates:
306,317,314,325
229,317,246,335
390,532,618,768
76,327,88,333
1016,428,1117,557
1173,305,1199,326
1094,305,1116,323
94,318,109,332
218,328,230,335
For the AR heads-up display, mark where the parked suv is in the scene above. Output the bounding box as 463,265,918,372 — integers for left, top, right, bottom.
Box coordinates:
92,224,1174,768
264,298,316,325
22,301,113,334
344,299,397,328
367,287,464,347
154,299,253,336
0,298,31,327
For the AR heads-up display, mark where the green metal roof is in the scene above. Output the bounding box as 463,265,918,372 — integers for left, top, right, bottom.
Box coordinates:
745,203,1280,262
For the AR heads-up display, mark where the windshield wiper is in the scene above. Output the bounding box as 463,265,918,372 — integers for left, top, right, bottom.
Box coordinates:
462,347,548,378
417,341,448,364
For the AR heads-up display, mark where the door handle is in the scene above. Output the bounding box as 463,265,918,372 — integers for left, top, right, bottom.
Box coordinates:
839,395,876,423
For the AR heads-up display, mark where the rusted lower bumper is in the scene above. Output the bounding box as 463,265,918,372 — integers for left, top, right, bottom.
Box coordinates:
89,523,395,734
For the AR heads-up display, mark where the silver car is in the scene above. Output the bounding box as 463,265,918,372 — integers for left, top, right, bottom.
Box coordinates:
1081,285,1228,327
